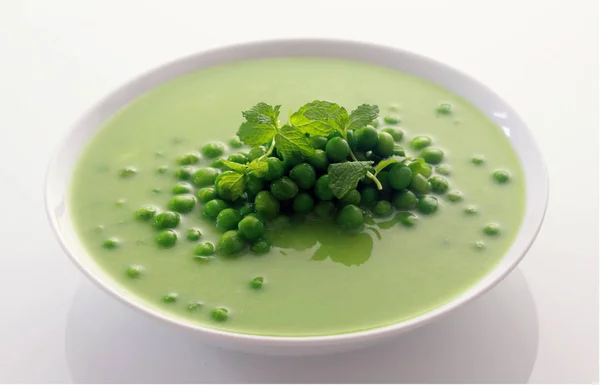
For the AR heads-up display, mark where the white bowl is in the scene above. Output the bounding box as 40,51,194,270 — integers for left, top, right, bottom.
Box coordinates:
45,39,548,356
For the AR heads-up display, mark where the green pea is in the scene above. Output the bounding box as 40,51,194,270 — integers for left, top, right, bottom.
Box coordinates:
377,171,392,192
306,149,329,171
192,168,219,187
336,204,364,230
197,187,217,203
325,137,351,162
175,166,194,181
446,190,463,202
238,203,255,217
251,239,271,254
375,132,395,157
392,145,405,157
215,208,241,231
398,212,417,227
228,152,249,165
177,152,200,165
471,155,485,165
483,223,501,236
247,146,266,161
255,191,280,219
464,206,478,215
384,115,401,124
168,195,196,213
157,166,168,174
355,126,379,151
215,171,245,201
201,142,225,159
186,228,202,241
289,163,317,189
366,151,383,164
354,151,369,161
135,206,157,221
156,230,177,248
250,276,264,289
289,192,313,214
421,148,444,165
492,169,510,184
416,195,438,215
408,160,432,178
436,164,452,176
314,175,334,201
373,200,393,217
313,201,336,217
410,136,432,150
119,167,137,178
388,164,412,190
238,216,265,241
126,265,143,278
435,103,452,115
194,242,215,256
370,118,380,128
270,177,299,201
360,187,379,207
202,199,229,219
229,137,243,148
382,127,404,142
172,182,192,195
153,211,180,229
211,307,229,322
429,176,449,194
210,158,226,170
281,152,304,171
103,239,119,249
341,190,361,206
217,230,245,256
264,157,285,181
246,176,264,200
310,136,328,150
392,190,417,210
162,293,178,303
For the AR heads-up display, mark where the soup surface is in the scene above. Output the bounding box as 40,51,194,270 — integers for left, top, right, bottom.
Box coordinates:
70,57,525,336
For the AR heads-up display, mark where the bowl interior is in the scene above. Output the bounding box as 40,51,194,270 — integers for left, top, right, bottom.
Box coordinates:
46,39,548,346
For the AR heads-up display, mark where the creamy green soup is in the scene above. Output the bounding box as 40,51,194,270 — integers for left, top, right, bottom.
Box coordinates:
70,58,525,336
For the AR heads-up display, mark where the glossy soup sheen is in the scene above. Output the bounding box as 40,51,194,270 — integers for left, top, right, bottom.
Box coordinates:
70,58,525,336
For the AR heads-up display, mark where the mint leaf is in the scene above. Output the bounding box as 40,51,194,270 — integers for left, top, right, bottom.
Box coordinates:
374,156,405,176
290,101,348,136
247,159,269,177
216,172,247,200
220,159,249,174
242,102,281,128
237,103,281,146
347,104,379,131
328,161,373,199
275,125,316,158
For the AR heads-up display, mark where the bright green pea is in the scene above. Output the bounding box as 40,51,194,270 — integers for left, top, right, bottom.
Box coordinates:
346,130,357,149
228,152,249,165
156,230,177,248
398,212,417,227
229,137,243,148
355,126,379,151
313,201,336,217
392,190,417,210
484,223,501,236
197,187,217,203
310,136,328,150
202,142,225,159
186,228,202,241
492,169,510,184
217,230,245,256
446,190,463,202
172,182,192,195
410,136,432,150
215,171,244,201
341,190,361,206
464,206,478,215
435,103,453,115
429,176,449,194
168,195,196,213
210,158,226,170
194,242,215,256
264,157,284,181
153,211,180,229
251,239,271,254
314,175,334,201
211,307,229,322
192,167,220,187
416,195,438,215
135,206,157,221
471,155,485,165
421,148,444,165
175,166,194,181
306,149,329,171
360,187,379,207
247,146,266,161
292,192,315,214
238,216,265,241
409,174,431,195
383,115,401,124
250,276,264,289
202,199,229,219
255,191,280,219
103,239,119,249
373,200,393,217
119,167,137,178
177,152,200,165
246,176,264,200
382,127,404,142
290,163,317,189
376,132,395,157
336,204,364,230
238,203,255,217
388,164,412,190
325,137,351,162
162,293,178,303
270,177,299,201
216,208,242,231
126,265,143,278
436,164,452,176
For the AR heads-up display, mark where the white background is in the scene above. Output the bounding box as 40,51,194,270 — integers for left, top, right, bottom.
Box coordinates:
0,0,598,383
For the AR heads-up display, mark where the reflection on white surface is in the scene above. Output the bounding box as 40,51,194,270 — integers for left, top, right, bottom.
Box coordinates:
493,112,508,119
65,269,538,383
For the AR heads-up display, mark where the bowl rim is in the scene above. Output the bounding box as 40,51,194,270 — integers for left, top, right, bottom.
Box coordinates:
45,37,549,345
